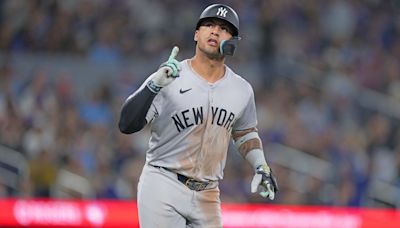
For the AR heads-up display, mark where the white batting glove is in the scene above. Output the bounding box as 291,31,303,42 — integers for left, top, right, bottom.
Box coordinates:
147,46,182,93
251,164,279,200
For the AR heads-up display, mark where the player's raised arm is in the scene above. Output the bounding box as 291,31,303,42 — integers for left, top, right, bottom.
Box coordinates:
232,128,279,200
118,46,181,134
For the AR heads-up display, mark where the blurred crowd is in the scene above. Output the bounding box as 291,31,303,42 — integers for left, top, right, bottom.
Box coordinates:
1,0,400,207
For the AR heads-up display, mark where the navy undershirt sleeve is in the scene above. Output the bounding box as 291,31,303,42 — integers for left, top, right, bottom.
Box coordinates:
118,86,157,134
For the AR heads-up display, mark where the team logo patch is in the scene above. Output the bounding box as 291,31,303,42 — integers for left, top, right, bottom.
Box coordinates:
216,7,228,17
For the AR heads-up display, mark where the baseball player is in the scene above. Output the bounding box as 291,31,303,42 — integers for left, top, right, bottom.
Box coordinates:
119,3,278,228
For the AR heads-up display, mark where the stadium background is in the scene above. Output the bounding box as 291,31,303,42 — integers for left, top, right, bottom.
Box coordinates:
1,0,400,227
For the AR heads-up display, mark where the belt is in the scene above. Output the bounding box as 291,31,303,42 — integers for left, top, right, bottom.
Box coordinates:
177,173,209,191
152,165,210,191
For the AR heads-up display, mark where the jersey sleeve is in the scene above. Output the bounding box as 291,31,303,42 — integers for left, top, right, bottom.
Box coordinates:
232,86,258,131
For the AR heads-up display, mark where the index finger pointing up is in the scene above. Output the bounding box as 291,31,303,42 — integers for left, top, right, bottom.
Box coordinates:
168,46,179,61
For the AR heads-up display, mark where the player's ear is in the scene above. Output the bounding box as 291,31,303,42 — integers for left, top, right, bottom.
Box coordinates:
194,31,198,42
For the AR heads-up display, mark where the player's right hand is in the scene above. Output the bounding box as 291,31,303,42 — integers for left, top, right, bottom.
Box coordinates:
251,164,279,200
147,46,181,93
160,46,181,78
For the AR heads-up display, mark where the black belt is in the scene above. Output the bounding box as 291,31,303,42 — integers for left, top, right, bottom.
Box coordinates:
177,173,209,191
152,165,210,191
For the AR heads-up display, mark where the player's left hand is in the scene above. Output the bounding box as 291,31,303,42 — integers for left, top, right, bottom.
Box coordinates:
251,164,278,200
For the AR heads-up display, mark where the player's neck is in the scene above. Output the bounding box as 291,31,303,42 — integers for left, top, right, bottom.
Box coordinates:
190,55,225,83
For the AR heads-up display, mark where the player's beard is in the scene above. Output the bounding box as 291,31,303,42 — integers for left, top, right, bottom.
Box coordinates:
198,45,224,61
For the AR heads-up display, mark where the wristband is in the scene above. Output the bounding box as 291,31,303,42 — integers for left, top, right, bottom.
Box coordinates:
147,80,162,93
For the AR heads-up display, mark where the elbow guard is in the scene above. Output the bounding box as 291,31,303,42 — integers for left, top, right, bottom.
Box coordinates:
234,131,266,169
234,131,260,149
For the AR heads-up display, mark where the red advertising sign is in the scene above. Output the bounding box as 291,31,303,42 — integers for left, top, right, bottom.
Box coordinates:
0,199,138,227
0,199,399,228
221,204,400,228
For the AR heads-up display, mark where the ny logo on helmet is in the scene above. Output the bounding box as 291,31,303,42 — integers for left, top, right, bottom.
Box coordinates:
216,7,228,17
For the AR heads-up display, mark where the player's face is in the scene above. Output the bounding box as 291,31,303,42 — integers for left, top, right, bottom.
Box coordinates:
195,18,234,60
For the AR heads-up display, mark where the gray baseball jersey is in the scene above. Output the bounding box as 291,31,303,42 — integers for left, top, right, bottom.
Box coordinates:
141,59,257,182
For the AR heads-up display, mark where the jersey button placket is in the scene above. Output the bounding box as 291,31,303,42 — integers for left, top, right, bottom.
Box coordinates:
209,86,214,104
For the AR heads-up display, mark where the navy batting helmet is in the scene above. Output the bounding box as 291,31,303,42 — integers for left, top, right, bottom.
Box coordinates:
196,4,240,37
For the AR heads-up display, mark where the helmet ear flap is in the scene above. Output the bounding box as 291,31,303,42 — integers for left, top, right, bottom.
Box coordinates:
220,37,241,56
